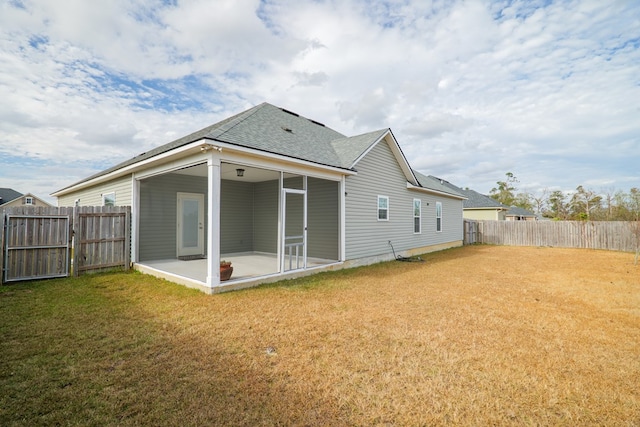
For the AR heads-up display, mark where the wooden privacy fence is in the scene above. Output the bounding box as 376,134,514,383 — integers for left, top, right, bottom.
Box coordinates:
1,206,130,283
466,219,638,252
464,219,479,245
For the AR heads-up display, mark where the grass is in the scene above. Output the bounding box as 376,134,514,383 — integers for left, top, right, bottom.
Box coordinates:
1,245,639,426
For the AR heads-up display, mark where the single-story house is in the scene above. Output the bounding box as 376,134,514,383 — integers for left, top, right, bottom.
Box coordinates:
53,102,465,293
432,179,508,221
0,188,54,208
506,206,537,221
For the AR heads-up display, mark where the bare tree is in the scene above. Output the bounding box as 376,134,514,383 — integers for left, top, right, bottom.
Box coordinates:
600,186,617,220
531,188,549,216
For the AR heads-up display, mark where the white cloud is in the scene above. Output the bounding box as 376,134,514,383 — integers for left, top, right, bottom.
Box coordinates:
0,0,639,205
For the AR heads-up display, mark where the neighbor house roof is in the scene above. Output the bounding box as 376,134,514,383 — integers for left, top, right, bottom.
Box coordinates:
430,179,508,210
55,102,428,195
506,206,536,217
0,188,23,206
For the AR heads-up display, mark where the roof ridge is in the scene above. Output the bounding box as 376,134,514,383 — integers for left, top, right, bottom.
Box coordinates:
205,102,269,140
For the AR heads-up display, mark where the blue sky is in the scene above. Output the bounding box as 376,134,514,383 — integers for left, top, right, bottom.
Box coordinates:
1,0,638,205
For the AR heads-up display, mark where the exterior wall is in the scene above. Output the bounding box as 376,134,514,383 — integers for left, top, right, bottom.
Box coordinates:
220,180,254,253
1,195,53,208
464,209,505,221
57,175,133,207
138,173,208,261
345,139,463,260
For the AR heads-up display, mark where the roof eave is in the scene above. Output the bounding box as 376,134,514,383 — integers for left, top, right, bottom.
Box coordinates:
52,138,357,197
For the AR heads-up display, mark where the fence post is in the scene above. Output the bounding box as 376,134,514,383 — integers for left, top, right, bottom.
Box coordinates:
73,206,80,277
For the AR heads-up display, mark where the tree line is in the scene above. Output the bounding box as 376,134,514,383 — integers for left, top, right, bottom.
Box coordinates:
488,172,640,221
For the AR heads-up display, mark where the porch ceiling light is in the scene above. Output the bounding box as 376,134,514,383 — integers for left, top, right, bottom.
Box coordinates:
236,168,245,177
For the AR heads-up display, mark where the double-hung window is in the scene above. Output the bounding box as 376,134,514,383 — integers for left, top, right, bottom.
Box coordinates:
378,196,389,221
436,202,442,232
413,199,421,233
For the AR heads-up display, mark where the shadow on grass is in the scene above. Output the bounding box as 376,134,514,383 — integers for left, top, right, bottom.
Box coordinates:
0,272,350,426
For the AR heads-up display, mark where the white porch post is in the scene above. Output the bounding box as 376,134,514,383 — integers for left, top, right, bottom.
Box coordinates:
206,155,221,287
131,177,140,263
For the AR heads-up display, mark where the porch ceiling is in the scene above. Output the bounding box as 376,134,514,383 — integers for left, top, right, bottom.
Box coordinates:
171,163,303,183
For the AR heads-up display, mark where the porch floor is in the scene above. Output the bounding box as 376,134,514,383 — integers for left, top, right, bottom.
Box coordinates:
141,252,337,284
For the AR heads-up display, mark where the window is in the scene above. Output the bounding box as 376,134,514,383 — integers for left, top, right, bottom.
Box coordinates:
436,202,442,232
413,199,421,233
25,197,34,205
103,192,116,207
377,196,389,221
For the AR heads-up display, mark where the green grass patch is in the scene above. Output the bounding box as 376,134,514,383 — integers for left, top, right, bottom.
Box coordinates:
1,247,638,426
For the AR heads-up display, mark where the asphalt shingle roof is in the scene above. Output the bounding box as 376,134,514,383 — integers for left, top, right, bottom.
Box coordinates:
506,206,536,217
424,177,507,209
412,171,465,198
57,102,456,196
0,188,23,206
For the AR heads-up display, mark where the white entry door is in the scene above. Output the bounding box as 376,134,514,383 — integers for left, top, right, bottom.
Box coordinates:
177,192,204,257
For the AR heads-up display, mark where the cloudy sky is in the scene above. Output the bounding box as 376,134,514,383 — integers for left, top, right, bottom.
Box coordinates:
1,0,638,205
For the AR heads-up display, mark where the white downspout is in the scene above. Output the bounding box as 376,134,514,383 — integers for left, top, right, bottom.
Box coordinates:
340,175,347,262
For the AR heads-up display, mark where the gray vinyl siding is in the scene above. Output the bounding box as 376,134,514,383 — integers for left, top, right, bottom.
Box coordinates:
345,140,463,260
220,180,254,253
138,173,208,261
307,178,339,260
56,175,133,207
253,180,279,253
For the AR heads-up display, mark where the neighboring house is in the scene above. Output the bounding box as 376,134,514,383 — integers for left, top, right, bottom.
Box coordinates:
506,206,537,221
433,179,509,220
53,102,465,293
0,188,54,208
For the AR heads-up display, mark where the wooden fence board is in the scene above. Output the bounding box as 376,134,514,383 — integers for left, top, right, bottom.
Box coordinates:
474,220,638,252
1,206,131,283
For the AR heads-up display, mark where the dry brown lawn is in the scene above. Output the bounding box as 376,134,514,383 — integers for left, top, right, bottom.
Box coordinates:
1,245,639,426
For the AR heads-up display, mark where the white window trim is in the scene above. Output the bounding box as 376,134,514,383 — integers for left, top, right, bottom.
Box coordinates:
377,195,389,221
102,192,116,207
413,198,421,234
436,201,442,232
25,196,34,205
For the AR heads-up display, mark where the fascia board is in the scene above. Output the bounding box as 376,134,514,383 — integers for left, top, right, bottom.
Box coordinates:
350,130,419,186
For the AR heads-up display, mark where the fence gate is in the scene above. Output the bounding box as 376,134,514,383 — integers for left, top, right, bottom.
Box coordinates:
1,206,130,284
2,212,71,283
464,219,479,245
